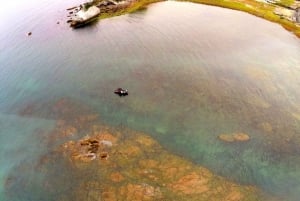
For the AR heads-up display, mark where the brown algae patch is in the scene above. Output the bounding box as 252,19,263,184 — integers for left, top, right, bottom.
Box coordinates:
12,98,277,201
169,172,209,194
218,132,251,143
57,126,269,200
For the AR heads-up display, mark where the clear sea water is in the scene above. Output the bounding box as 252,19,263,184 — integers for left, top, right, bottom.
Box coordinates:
1,0,300,200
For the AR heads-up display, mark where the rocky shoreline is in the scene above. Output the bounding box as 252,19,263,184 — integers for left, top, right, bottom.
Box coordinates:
185,0,300,37
66,0,160,28
66,0,300,37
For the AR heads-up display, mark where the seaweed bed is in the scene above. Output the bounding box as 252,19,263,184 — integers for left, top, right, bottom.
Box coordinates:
4,98,279,201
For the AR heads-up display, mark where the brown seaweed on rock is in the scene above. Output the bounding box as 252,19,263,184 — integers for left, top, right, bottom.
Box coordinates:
7,98,280,201
55,120,275,200
56,126,279,201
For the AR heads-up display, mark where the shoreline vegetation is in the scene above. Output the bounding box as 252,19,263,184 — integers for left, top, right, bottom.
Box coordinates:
67,0,300,37
183,0,300,37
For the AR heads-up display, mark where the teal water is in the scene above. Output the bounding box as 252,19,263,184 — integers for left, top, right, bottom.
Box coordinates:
1,0,300,200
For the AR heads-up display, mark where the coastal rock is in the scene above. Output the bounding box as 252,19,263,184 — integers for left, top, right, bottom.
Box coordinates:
100,151,109,160
60,131,117,163
72,152,97,162
274,7,295,21
295,7,300,22
100,140,113,147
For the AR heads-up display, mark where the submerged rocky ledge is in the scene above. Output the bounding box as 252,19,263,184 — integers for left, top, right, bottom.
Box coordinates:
66,0,300,37
5,98,279,201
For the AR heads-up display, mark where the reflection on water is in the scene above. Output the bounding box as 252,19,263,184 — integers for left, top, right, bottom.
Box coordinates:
1,0,300,200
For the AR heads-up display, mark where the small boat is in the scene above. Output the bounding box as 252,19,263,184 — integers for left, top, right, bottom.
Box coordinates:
114,88,128,96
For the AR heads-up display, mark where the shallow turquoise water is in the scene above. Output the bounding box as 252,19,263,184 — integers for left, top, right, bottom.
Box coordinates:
1,0,300,200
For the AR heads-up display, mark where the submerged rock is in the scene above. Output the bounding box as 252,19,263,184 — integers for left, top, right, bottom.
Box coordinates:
100,140,113,147
56,127,265,200
218,132,250,142
233,133,250,141
10,98,275,201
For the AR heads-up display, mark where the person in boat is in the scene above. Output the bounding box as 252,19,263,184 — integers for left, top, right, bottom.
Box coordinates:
114,88,128,96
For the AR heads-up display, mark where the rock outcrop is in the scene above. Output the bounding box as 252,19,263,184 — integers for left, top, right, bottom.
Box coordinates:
295,7,300,22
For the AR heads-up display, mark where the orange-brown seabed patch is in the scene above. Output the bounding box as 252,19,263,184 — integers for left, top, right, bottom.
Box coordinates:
14,98,279,201
57,125,279,201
